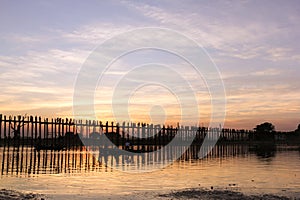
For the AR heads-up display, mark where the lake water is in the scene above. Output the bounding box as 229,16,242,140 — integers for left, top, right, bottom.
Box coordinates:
0,144,299,199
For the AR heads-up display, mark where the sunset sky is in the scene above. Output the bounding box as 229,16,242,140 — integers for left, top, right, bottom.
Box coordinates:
0,0,300,131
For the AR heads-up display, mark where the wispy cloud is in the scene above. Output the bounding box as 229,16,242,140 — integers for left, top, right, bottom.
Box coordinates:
0,49,90,115
250,68,281,76
59,23,135,45
124,0,300,62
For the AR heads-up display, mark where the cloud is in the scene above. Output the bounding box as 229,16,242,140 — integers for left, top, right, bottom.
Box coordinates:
250,68,281,76
265,47,300,62
3,34,42,43
59,23,135,45
0,49,90,115
123,0,300,62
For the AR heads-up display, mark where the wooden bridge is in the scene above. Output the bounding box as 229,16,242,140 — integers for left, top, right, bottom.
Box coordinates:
0,114,253,149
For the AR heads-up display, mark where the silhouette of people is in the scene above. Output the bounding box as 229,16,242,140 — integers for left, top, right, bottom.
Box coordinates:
11,123,21,139
125,141,130,150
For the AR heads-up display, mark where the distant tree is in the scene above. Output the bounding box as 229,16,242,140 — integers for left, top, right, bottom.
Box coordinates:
254,122,275,133
253,122,275,142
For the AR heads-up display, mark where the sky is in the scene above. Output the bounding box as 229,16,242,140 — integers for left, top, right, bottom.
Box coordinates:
0,0,300,131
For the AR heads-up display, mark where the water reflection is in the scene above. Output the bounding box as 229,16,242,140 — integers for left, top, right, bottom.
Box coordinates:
249,144,276,161
0,144,298,176
0,146,102,176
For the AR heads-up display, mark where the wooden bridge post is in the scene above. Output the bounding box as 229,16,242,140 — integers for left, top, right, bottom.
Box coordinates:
21,116,25,146
45,118,48,146
38,117,42,139
116,122,120,146
0,114,2,140
29,116,34,146
122,122,125,147
35,116,38,141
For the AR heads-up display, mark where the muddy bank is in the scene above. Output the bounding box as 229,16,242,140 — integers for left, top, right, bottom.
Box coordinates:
157,188,296,200
0,189,45,200
0,188,298,200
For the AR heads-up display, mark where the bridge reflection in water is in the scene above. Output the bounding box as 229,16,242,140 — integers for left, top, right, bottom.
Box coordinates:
0,144,254,176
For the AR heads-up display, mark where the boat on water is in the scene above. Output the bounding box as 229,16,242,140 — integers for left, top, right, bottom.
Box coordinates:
34,144,66,151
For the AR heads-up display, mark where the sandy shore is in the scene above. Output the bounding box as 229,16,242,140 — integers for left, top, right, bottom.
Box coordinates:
1,188,297,200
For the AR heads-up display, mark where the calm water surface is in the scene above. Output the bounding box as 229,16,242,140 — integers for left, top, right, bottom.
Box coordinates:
0,145,299,199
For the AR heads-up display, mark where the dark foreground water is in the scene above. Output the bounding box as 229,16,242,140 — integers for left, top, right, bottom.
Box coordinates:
0,144,299,199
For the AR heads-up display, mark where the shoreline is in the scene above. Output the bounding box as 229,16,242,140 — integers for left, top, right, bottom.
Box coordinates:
156,188,296,200
0,189,45,200
1,188,297,200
